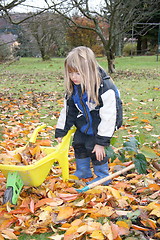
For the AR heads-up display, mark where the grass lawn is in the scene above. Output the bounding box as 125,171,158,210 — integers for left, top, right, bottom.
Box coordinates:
1,55,159,144
0,55,159,239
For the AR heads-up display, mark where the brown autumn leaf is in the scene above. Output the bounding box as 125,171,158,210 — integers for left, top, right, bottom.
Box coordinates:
35,198,57,209
148,183,160,191
0,218,16,231
128,116,138,121
0,234,5,240
29,198,35,213
91,206,115,218
36,139,52,146
0,86,160,240
56,206,74,222
131,224,149,231
140,119,150,123
141,219,157,230
0,142,46,165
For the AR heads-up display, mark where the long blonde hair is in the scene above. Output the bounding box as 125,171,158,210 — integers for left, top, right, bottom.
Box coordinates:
64,46,101,105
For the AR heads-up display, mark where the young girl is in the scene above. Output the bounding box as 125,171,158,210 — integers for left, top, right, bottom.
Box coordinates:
55,46,121,185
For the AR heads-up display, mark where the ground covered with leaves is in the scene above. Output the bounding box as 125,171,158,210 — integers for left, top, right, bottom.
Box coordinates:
0,57,160,240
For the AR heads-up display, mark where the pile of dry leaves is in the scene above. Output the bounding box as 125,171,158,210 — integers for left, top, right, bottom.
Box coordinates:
0,145,160,240
0,142,47,166
0,122,159,240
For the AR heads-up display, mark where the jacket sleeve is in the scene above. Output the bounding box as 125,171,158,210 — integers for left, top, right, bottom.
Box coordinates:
96,89,116,146
55,97,78,138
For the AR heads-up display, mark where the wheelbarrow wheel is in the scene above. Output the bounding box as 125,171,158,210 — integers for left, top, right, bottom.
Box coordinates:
3,186,13,204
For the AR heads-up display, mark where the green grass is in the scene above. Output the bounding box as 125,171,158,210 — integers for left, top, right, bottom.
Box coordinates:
0,55,159,144
18,233,52,240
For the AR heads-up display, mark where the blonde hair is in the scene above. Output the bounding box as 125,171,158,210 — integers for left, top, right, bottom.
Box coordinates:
64,46,101,105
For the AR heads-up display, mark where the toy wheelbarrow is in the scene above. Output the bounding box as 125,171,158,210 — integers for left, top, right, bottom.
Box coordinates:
0,124,75,204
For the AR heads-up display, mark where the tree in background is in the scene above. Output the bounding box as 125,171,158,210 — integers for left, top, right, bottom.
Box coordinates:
1,0,159,71
46,0,160,73
22,12,68,60
67,16,108,56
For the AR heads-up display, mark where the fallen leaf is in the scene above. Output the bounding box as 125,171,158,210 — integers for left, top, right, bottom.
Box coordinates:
58,193,79,201
30,199,34,213
90,230,104,240
64,225,79,240
116,220,130,229
141,219,157,230
35,198,56,209
2,229,18,239
131,224,149,231
101,222,113,240
56,206,73,222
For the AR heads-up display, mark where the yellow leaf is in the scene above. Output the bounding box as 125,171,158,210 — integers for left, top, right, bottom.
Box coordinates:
116,221,130,229
41,206,53,212
106,186,121,199
150,208,160,217
146,202,160,211
90,230,104,240
56,207,73,222
64,225,79,237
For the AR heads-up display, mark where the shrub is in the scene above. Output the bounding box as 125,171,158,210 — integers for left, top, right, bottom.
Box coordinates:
0,41,12,62
123,43,137,56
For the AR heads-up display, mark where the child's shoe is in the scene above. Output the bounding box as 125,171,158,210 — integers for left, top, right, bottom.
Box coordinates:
74,157,93,179
86,162,111,185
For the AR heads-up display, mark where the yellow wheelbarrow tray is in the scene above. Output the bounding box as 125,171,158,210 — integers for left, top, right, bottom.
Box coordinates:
0,124,75,204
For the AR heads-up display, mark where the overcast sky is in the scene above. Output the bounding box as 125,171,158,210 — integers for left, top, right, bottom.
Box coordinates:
12,0,51,12
12,0,103,13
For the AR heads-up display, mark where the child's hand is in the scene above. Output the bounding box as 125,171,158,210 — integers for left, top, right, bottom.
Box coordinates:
92,144,105,161
57,137,62,143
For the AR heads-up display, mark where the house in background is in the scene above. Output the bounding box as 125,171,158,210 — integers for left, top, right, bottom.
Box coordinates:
0,18,20,60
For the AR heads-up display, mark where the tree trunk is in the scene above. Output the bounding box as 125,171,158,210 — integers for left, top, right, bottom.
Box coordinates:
106,49,116,73
137,35,142,55
142,38,148,54
115,33,123,57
